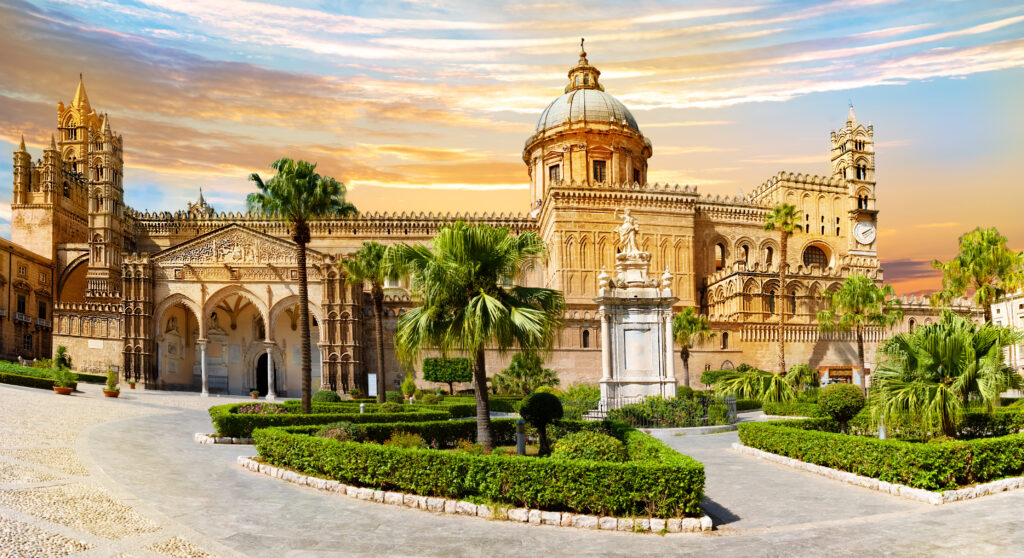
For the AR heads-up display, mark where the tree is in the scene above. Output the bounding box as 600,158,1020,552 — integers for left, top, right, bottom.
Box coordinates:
492,352,560,396
818,383,865,433
785,363,818,391
763,204,802,374
873,312,1022,438
715,366,796,404
672,307,715,389
519,392,564,456
422,357,473,395
248,158,357,413
932,227,1024,323
390,222,565,450
816,275,904,395
54,345,72,370
343,241,392,403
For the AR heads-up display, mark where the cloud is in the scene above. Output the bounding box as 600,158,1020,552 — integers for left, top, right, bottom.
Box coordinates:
915,222,961,229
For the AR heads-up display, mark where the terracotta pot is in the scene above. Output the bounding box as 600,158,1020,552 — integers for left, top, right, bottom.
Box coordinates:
129,383,136,389
53,386,73,395
251,393,259,399
102,390,120,398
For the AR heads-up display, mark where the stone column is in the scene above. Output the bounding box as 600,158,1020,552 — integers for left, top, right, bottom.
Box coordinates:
664,311,676,397
198,339,209,397
600,311,612,381
265,342,276,401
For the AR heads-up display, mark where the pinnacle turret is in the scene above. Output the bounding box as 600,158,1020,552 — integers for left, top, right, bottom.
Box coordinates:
72,73,91,111
18,135,26,151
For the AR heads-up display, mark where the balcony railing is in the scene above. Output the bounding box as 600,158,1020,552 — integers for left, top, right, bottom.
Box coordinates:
35,318,51,328
13,312,31,323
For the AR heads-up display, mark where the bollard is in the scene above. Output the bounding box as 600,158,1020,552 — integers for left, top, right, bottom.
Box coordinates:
359,403,366,415
516,419,526,455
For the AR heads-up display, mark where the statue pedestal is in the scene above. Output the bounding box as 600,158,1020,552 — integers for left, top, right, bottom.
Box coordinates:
595,252,678,411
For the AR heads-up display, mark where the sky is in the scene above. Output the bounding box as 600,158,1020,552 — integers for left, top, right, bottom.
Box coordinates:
0,0,1022,295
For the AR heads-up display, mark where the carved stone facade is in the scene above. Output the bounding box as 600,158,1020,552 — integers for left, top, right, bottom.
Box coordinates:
13,57,977,394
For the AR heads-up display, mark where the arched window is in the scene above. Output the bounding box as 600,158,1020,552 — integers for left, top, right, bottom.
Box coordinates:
714,243,726,271
803,246,828,267
908,318,916,332
582,329,590,348
767,290,776,314
741,245,749,265
721,332,729,350
765,246,774,267
790,292,797,314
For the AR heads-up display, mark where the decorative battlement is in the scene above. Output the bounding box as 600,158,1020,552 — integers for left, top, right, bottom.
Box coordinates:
703,259,883,287
749,171,848,201
54,301,123,314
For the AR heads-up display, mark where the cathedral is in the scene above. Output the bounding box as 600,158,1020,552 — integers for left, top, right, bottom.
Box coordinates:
9,49,973,396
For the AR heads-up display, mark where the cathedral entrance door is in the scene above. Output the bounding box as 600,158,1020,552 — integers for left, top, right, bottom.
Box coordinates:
256,354,269,396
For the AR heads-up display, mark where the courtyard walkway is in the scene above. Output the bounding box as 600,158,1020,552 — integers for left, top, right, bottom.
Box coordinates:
2,384,1023,557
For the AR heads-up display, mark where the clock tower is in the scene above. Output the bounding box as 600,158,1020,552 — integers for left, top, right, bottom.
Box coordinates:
830,104,878,256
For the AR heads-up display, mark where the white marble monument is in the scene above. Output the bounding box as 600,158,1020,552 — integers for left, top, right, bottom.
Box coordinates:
595,210,678,409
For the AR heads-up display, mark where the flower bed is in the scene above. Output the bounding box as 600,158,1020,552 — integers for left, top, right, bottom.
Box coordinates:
208,403,450,438
738,416,1024,491
252,419,705,517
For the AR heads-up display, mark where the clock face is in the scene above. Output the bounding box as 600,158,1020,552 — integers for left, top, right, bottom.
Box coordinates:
854,222,876,245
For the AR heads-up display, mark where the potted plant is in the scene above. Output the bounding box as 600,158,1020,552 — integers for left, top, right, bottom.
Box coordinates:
102,370,120,398
250,389,260,399
51,368,76,395
128,378,136,390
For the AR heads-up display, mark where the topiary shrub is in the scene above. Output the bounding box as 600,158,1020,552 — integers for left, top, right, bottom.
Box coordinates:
534,385,555,394
422,357,473,394
519,392,563,456
699,369,730,387
676,385,694,399
312,390,342,403
385,390,404,404
551,430,626,462
379,402,403,413
318,422,368,443
818,383,866,432
420,393,439,405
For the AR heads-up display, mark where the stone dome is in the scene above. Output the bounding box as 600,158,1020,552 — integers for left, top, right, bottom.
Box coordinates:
535,89,640,134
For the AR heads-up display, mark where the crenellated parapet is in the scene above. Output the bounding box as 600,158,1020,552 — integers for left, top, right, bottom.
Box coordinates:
749,171,849,201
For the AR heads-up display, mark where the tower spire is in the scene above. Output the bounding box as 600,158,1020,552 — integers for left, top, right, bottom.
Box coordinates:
49,133,56,150
72,73,91,111
847,101,857,125
18,135,26,151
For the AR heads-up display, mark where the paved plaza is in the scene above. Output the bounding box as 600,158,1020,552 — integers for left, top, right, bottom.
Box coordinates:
1,383,1023,557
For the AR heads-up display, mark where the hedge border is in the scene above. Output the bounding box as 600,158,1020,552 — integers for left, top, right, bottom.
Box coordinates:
0,371,61,390
208,403,450,438
738,417,1024,491
252,420,705,517
238,456,712,533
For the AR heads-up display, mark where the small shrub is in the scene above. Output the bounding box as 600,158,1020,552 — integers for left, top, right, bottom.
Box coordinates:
455,439,488,455
348,388,363,398
385,431,427,449
534,386,555,394
492,352,559,395
54,346,72,370
385,391,404,404
797,387,820,403
676,385,694,399
818,383,866,431
420,393,439,405
552,431,626,462
699,369,730,387
402,373,417,396
519,392,563,455
237,403,288,415
559,383,601,420
312,390,342,403
318,422,369,443
379,402,403,413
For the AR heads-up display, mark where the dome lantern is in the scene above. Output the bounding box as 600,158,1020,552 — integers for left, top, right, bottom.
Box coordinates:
566,38,604,93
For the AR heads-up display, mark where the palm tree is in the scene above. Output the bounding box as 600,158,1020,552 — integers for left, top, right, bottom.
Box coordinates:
817,275,904,395
716,366,796,404
248,158,357,413
389,222,565,450
343,242,392,403
672,307,715,389
763,204,802,374
492,352,560,396
873,312,1022,438
932,227,1024,322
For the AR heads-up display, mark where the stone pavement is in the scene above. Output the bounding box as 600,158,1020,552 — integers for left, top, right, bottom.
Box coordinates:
3,383,1024,557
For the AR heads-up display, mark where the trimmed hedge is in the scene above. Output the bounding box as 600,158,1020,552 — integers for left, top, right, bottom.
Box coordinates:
254,419,705,516
735,399,761,412
72,372,106,384
738,418,1024,490
0,370,59,390
762,401,823,417
209,403,450,438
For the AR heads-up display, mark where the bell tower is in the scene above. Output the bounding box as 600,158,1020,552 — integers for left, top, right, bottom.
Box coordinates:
830,104,878,255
